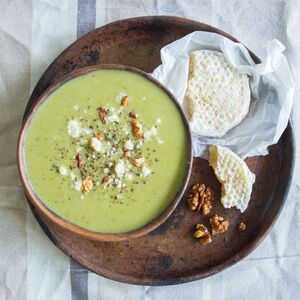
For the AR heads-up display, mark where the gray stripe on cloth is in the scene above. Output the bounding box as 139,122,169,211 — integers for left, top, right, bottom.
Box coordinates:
70,1,96,299
77,0,97,38
70,259,89,300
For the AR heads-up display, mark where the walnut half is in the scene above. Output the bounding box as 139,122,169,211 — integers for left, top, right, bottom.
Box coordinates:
187,183,214,215
82,176,94,193
209,214,229,235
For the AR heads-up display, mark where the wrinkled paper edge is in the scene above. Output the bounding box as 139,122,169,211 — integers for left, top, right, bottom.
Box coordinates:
152,31,295,159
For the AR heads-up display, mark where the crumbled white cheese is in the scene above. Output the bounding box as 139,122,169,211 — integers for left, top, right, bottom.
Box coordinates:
157,137,164,144
144,131,152,140
68,120,81,138
107,114,119,123
59,165,68,177
90,137,102,152
156,118,162,124
136,139,143,149
125,139,134,150
115,160,125,177
125,173,133,181
82,127,92,135
80,195,85,200
69,172,76,181
74,180,82,191
104,168,110,174
144,126,157,140
141,96,147,101
83,109,88,114
73,104,79,111
116,195,124,199
142,165,151,177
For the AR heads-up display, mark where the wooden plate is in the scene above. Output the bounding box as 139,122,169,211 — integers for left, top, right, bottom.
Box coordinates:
25,16,295,285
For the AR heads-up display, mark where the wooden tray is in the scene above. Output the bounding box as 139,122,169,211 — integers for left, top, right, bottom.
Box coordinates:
25,16,295,285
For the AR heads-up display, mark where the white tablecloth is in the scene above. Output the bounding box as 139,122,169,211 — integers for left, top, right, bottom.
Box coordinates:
0,0,299,299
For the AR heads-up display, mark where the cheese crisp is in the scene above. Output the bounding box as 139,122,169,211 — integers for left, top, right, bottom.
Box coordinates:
209,145,255,212
185,50,251,137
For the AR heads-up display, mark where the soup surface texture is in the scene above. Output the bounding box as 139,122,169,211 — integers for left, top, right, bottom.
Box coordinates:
24,69,188,233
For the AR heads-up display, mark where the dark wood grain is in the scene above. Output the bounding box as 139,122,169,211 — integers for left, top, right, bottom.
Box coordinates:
21,16,295,285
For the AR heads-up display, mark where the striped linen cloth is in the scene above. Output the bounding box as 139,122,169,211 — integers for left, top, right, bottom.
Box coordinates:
0,0,299,299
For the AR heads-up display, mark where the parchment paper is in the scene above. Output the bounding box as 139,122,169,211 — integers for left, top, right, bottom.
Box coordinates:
152,32,295,159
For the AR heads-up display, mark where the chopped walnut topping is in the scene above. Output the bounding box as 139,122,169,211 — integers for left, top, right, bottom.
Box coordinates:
102,175,113,187
131,119,144,139
193,224,212,245
129,111,137,119
82,176,94,193
210,214,229,235
75,154,82,168
97,107,108,124
238,222,247,231
131,157,145,168
120,95,128,106
93,133,104,140
123,148,131,158
187,183,214,215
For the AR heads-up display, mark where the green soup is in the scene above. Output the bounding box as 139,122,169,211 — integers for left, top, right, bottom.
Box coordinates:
24,69,189,233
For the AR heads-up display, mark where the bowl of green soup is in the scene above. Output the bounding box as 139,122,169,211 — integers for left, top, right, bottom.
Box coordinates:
18,64,192,241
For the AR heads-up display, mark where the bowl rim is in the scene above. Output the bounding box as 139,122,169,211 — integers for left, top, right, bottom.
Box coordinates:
17,63,193,242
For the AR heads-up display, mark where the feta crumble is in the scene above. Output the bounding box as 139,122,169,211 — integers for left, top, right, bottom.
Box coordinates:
74,180,82,191
73,104,79,111
82,127,92,135
59,165,68,177
125,139,134,150
157,137,164,144
68,120,81,138
90,137,102,152
142,165,151,177
144,126,157,140
115,160,125,177
107,114,119,123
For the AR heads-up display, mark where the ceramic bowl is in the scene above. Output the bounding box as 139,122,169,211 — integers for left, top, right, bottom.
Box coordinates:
17,64,193,241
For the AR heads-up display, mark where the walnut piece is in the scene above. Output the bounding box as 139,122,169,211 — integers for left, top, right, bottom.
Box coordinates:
193,224,212,245
75,154,82,168
238,222,247,231
210,214,229,235
97,107,108,124
102,175,113,187
131,119,144,139
187,183,214,215
199,234,212,245
120,95,128,106
131,157,145,168
129,111,137,119
123,148,131,158
82,176,94,193
93,133,104,140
